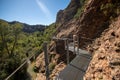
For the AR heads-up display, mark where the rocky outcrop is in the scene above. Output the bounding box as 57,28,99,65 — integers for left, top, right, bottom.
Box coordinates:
55,0,120,47
76,0,120,39
76,0,108,38
84,16,120,80
56,0,80,25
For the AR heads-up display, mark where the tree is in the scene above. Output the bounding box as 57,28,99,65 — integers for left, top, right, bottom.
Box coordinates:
10,23,23,56
0,21,22,56
0,21,25,80
0,20,10,55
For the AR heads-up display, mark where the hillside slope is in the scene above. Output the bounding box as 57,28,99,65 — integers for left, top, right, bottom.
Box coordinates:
84,16,120,80
35,0,120,80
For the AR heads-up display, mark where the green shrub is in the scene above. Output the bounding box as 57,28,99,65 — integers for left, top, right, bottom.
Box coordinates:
74,0,86,18
100,2,120,19
74,8,83,18
49,63,56,72
33,66,39,73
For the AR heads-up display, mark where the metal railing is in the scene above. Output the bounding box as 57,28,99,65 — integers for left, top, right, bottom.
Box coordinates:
4,35,94,80
4,50,40,80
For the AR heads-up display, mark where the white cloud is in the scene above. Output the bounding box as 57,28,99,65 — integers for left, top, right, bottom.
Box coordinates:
36,0,52,19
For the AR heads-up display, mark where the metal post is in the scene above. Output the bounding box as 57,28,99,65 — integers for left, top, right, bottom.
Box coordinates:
33,55,35,60
73,35,76,54
54,41,56,53
77,36,79,55
64,39,67,50
66,39,69,64
43,42,49,80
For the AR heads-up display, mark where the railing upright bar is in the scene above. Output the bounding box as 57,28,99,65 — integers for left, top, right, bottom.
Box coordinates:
77,36,79,55
66,39,69,64
43,42,50,80
73,35,76,54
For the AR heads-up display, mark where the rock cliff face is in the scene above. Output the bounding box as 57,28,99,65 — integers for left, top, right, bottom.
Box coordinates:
35,0,120,79
56,0,80,25
84,16,120,80
76,0,120,38
56,0,120,39
55,0,120,49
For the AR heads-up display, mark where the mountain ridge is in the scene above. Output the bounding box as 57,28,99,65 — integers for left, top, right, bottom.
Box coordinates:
0,19,45,33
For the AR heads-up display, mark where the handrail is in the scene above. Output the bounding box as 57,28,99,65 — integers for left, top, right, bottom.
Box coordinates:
52,36,94,41
5,52,37,80
5,59,28,80
80,36,94,41
5,35,94,80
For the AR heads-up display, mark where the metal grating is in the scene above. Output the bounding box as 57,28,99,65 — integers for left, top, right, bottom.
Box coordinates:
55,40,92,80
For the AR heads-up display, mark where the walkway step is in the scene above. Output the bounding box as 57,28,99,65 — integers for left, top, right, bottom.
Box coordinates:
55,53,91,80
56,64,85,80
70,55,91,71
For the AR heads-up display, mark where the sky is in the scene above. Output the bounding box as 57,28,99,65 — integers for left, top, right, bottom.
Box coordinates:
0,0,70,25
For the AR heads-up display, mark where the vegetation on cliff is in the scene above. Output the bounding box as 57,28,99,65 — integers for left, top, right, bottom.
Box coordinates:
0,19,56,80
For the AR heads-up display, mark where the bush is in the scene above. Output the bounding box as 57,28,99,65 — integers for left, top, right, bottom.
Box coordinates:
74,0,86,18
49,63,56,72
33,66,39,73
